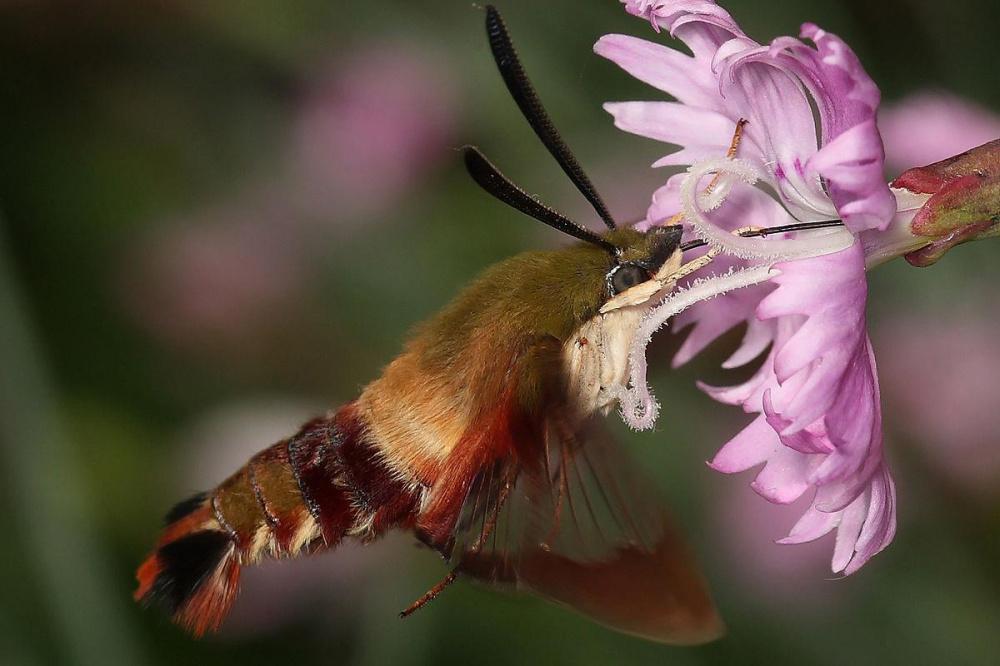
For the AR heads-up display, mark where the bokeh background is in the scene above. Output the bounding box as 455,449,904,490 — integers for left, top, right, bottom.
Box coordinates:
2,1,999,664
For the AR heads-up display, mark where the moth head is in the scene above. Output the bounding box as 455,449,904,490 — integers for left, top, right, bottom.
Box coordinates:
605,225,683,292
599,225,684,313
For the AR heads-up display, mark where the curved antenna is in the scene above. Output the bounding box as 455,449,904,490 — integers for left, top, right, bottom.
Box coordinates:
678,220,847,252
485,5,617,230
464,146,619,256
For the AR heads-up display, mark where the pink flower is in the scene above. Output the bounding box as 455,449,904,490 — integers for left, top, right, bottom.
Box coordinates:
120,43,459,353
289,44,458,219
881,91,1000,174
709,475,849,609
596,0,947,574
878,315,1000,499
603,4,895,233
120,202,311,354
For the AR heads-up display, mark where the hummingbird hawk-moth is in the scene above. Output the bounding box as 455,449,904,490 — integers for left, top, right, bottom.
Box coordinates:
135,5,839,644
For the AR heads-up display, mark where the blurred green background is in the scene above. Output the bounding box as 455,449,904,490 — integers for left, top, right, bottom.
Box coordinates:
2,1,999,665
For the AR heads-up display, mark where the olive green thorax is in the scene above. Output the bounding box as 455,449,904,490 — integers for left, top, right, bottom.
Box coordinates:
412,226,680,399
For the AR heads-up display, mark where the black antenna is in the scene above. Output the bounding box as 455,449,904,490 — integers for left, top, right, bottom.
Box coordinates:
485,5,617,230
464,146,619,256
678,220,847,252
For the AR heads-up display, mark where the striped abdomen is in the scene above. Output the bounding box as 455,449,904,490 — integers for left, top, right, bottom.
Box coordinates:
135,402,422,635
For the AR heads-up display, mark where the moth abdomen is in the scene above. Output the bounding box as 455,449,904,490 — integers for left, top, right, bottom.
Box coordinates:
135,403,428,634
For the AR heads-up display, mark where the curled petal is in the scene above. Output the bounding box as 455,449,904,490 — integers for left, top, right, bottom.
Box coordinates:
847,465,896,574
697,355,771,409
712,43,832,218
809,120,897,233
722,317,773,369
761,244,868,431
621,0,744,54
779,464,896,575
778,500,839,544
672,283,767,368
763,391,833,456
793,24,881,140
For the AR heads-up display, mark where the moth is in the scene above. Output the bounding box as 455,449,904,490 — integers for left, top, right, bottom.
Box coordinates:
135,5,836,644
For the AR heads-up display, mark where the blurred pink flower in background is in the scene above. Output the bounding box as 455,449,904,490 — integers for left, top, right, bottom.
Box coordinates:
122,203,309,352
877,92,1000,497
290,44,458,219
881,91,1000,174
877,315,1000,499
602,0,915,575
120,42,458,352
177,400,392,636
709,475,849,609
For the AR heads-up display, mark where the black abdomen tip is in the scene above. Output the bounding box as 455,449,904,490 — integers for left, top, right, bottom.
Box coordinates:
141,531,233,614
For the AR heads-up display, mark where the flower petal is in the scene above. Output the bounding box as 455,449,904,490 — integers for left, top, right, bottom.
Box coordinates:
778,502,839,544
594,34,720,108
845,465,896,574
749,443,815,504
707,414,776,473
703,243,895,574
722,317,773,369
809,120,897,233
603,101,736,153
830,495,867,573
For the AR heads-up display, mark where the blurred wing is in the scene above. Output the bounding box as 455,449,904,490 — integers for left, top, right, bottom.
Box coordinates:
450,417,724,645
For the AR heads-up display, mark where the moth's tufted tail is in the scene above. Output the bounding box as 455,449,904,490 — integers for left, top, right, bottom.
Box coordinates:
133,496,240,636
134,412,361,635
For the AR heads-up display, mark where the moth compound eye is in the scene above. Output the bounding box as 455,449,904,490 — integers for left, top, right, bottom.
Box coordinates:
608,263,650,295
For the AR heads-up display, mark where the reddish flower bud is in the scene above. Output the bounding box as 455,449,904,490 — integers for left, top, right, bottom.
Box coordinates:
892,139,1000,266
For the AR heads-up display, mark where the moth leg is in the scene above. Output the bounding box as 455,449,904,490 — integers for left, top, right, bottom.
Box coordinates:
398,571,458,618
472,473,514,554
400,468,516,618
544,446,569,549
